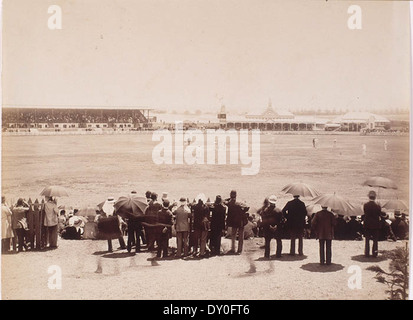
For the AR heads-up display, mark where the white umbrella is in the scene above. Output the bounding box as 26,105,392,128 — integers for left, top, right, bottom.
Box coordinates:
381,199,408,211
311,193,355,213
282,182,321,198
362,177,398,189
40,185,69,197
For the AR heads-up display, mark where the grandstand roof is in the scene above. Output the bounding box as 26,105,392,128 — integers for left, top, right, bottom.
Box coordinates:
332,112,390,123
2,106,153,110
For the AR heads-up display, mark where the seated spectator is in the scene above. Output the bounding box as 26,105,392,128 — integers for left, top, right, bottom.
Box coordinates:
346,216,363,240
243,215,258,240
391,211,409,240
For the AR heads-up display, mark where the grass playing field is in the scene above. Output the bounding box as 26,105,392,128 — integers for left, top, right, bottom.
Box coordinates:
1,132,409,212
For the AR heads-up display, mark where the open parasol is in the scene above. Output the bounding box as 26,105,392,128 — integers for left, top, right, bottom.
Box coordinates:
311,193,355,214
282,182,321,198
381,199,408,211
362,177,398,190
76,206,99,217
40,185,69,197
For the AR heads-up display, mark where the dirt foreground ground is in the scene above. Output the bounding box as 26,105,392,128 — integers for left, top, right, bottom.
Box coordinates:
1,236,406,300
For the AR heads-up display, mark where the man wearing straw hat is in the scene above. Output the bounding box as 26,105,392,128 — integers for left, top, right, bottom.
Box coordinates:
260,195,283,259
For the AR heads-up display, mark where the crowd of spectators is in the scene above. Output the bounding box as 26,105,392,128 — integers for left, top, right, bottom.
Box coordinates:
2,108,148,126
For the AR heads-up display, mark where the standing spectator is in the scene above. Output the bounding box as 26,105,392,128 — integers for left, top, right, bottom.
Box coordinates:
256,197,269,237
226,190,247,254
362,191,381,257
282,194,307,256
311,206,337,265
2,196,14,253
260,195,284,259
12,198,29,252
173,197,192,258
192,194,210,258
98,197,126,252
155,199,173,259
43,196,59,249
209,195,227,256
145,192,163,251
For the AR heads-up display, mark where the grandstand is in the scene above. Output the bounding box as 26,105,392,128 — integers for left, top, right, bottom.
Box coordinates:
1,107,154,131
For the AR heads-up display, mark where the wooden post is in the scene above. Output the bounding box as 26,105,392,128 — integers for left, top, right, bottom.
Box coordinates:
27,198,35,250
33,199,41,250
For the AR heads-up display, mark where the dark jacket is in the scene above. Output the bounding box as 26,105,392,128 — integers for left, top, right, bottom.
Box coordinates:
210,203,227,232
334,216,347,240
282,198,307,231
192,202,210,231
346,218,362,240
363,200,382,230
11,206,29,230
154,208,173,237
226,198,247,228
146,200,162,216
391,218,409,240
260,205,283,238
311,209,336,240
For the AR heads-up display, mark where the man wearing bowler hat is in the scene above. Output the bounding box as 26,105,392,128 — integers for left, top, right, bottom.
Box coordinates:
209,195,227,256
282,194,307,256
226,190,247,254
362,190,382,257
311,206,336,265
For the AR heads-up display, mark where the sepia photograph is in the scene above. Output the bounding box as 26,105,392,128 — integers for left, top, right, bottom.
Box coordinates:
0,0,411,305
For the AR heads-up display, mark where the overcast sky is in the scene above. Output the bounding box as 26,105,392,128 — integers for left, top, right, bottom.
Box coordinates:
1,0,411,113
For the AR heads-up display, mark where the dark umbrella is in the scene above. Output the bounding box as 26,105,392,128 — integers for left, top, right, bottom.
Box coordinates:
114,195,149,218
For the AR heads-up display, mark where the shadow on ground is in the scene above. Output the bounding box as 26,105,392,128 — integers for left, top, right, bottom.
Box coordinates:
255,254,308,261
351,254,388,263
102,252,136,259
300,262,345,273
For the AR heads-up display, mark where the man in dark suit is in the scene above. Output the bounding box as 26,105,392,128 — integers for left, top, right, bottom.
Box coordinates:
145,192,163,251
334,214,347,240
282,195,307,255
209,195,227,256
362,191,382,257
226,190,247,254
154,200,173,258
311,206,336,265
